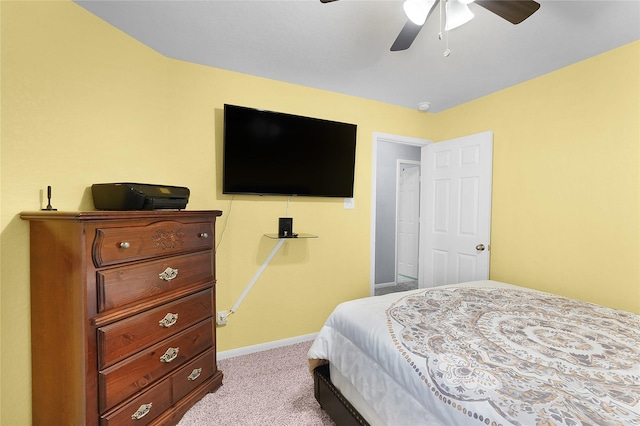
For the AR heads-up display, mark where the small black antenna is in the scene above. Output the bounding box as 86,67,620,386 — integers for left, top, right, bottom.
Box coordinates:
42,185,57,211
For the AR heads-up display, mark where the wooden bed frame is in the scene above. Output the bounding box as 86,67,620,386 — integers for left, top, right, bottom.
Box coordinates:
313,363,371,426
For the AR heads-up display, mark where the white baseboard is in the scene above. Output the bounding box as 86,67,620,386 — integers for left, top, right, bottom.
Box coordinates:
217,332,318,360
375,281,396,288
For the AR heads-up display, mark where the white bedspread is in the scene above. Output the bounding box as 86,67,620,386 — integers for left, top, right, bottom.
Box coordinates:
308,280,640,426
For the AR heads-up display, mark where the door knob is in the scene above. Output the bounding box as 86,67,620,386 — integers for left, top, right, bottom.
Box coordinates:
475,244,485,251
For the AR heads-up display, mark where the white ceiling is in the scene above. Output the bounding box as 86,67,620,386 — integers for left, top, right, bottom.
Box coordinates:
76,0,640,113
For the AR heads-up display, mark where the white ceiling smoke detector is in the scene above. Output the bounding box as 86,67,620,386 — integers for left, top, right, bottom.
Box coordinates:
418,102,431,112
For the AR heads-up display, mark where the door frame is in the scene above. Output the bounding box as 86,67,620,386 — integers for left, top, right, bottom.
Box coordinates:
370,132,431,296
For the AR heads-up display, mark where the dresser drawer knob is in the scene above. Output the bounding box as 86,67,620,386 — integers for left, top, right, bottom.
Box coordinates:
158,267,178,281
159,312,178,328
131,403,152,420
119,241,130,249
187,368,202,381
160,347,179,363
199,232,209,239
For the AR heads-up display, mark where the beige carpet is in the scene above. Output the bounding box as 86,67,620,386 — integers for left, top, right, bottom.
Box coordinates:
177,340,335,425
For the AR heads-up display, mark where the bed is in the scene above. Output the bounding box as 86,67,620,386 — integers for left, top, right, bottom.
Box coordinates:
308,280,640,426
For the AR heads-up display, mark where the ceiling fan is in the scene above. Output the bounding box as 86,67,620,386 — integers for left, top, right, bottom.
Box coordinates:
320,0,540,51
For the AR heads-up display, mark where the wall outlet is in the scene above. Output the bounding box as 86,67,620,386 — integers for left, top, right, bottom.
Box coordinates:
216,311,228,326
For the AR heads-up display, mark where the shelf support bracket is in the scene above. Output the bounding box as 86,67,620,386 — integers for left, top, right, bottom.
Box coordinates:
229,238,286,315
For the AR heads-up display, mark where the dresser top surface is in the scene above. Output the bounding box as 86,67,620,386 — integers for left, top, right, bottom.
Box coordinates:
20,210,223,221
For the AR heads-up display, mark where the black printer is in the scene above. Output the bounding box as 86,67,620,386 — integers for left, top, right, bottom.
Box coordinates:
92,183,190,210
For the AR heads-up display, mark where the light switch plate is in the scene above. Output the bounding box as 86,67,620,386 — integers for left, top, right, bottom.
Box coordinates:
344,198,354,209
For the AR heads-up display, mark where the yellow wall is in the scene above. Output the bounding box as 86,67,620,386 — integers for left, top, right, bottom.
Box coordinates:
1,1,639,425
0,1,433,424
433,41,640,313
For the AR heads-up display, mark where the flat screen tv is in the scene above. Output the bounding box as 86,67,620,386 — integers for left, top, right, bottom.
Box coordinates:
223,104,357,197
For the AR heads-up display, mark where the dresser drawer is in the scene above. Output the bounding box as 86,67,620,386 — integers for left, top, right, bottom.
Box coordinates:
97,251,213,312
97,289,213,368
172,349,215,403
93,221,213,267
99,320,213,411
100,378,172,426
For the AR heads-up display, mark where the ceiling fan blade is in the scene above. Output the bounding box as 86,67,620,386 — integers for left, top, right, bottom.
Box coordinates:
320,0,339,3
390,20,424,51
475,0,540,24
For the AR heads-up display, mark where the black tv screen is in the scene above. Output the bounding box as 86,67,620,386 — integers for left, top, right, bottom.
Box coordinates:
223,104,357,197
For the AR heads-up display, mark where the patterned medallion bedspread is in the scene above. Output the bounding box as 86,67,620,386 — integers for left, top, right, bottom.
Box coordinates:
308,281,640,426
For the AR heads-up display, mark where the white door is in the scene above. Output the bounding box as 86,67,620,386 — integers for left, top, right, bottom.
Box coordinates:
419,131,493,287
396,162,420,281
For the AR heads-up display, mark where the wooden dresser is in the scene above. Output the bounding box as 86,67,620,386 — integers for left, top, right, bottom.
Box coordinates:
20,210,223,426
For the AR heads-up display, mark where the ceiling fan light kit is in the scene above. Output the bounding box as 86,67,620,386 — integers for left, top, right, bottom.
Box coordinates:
403,0,436,25
322,0,540,53
444,0,475,31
